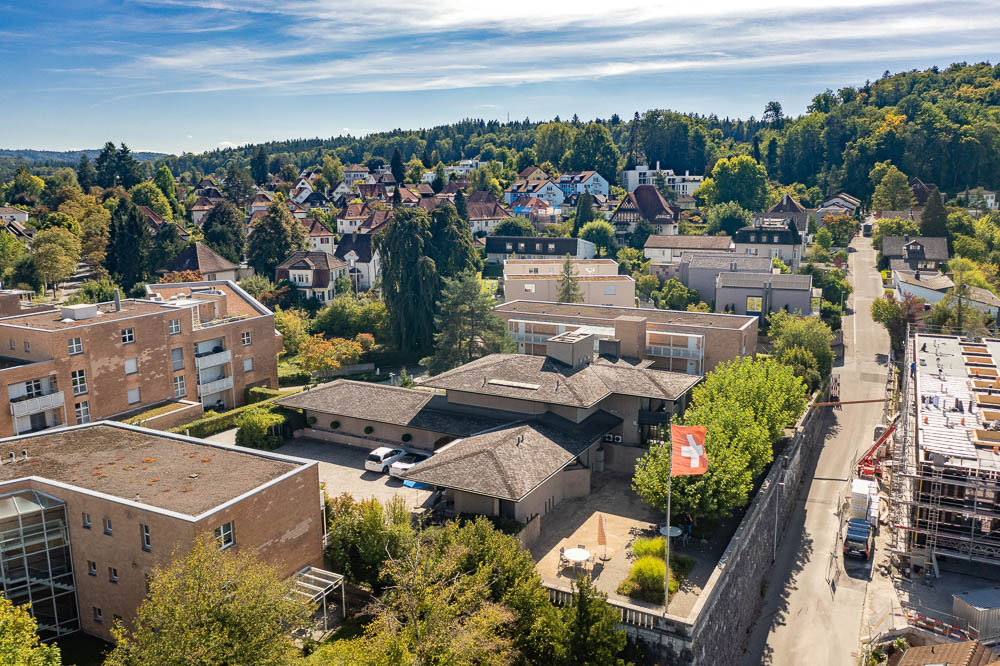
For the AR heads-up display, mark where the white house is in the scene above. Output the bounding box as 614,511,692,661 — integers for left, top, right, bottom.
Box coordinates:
557,171,609,198
618,162,704,196
344,165,372,186
334,233,381,290
275,251,348,303
0,207,29,224
894,270,1000,318
503,180,565,206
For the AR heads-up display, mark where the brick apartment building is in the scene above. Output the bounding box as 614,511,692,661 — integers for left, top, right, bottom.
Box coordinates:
0,281,278,438
493,300,758,374
0,422,323,641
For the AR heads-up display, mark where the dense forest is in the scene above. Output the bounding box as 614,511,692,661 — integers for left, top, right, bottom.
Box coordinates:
7,62,1000,203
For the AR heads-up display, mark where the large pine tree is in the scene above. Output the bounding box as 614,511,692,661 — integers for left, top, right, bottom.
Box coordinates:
76,154,97,192
202,200,247,264
920,187,948,237
557,256,584,303
105,199,153,289
390,147,405,185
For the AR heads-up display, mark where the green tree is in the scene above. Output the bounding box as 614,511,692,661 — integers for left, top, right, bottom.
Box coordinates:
0,231,25,282
105,537,308,666
516,147,538,173
390,147,405,185
871,164,915,211
564,576,627,666
247,202,307,277
573,192,596,235
557,257,584,303
201,200,247,264
579,220,615,256
815,226,833,249
376,207,439,353
871,217,920,252
94,141,119,188
273,306,309,355
871,293,923,355
239,274,275,297
0,592,61,665
105,200,153,289
636,274,660,300
768,310,835,377
154,164,178,202
129,181,173,222
224,165,256,209
777,345,822,392
322,153,343,186
33,227,81,297
431,162,447,193
615,247,649,275
822,213,857,247
60,193,111,265
76,153,97,192
454,189,468,221
494,217,535,237
65,278,120,305
428,204,480,278
251,146,269,185
633,358,806,520
921,187,948,237
706,201,753,236
654,278,698,310
534,122,576,164
697,155,769,211
563,123,620,183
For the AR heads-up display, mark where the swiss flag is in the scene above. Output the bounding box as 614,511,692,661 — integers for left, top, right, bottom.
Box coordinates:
670,425,709,477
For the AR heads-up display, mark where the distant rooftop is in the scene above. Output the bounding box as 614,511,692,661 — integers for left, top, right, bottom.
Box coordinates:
0,423,305,516
494,300,756,330
0,299,173,331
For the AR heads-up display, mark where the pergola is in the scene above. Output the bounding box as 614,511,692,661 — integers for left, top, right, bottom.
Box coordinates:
288,566,345,633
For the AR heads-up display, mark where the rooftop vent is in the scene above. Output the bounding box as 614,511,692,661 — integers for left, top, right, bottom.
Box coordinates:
20,449,26,461
59,303,99,321
7,452,13,464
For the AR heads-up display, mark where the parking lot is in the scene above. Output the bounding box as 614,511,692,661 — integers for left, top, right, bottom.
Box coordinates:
274,438,435,511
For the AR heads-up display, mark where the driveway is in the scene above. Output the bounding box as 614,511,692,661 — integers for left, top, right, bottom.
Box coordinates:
743,235,890,665
274,438,435,511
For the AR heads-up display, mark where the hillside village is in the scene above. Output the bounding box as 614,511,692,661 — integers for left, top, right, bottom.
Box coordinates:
6,62,1000,665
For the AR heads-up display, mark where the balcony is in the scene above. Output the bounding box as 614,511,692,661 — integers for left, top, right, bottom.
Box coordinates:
646,344,701,360
197,376,234,397
10,391,65,418
638,409,672,426
195,349,232,369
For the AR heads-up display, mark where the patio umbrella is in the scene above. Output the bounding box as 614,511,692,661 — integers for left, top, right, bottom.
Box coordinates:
597,514,608,561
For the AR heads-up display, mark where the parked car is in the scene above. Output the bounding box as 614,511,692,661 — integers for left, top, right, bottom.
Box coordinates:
843,518,875,560
365,447,406,474
389,452,430,478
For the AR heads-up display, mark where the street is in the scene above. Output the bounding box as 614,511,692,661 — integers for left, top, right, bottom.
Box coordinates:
742,235,891,665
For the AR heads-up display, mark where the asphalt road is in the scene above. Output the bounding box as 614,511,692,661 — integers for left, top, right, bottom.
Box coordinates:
742,235,891,665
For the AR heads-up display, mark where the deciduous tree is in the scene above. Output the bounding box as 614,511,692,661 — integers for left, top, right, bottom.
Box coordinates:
223,165,256,209
273,307,309,355
871,164,915,211
706,201,753,236
33,227,81,297
202,200,247,264
0,592,61,665
130,181,173,222
493,217,535,237
297,335,364,378
697,155,769,211
768,310,835,376
579,220,615,256
247,202,307,277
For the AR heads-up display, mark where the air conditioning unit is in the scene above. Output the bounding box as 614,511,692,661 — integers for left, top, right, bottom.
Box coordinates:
604,434,614,442
613,435,623,443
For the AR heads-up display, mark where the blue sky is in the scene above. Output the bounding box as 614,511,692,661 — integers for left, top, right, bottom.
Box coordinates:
1,1,997,155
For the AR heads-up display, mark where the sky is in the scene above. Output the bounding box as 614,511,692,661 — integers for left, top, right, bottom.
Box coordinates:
1,1,997,155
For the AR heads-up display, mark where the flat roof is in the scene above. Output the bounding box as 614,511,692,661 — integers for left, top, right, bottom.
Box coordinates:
494,300,756,330
0,423,305,516
504,275,634,282
502,258,618,265
0,300,174,331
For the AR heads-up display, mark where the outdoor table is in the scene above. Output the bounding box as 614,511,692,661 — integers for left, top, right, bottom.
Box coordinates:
564,547,590,573
660,526,682,538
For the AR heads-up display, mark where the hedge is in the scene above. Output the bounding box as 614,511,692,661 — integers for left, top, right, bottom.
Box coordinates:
171,397,306,439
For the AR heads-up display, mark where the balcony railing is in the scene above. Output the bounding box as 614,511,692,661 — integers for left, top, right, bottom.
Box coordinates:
646,344,701,360
198,376,234,397
195,349,232,369
10,391,65,418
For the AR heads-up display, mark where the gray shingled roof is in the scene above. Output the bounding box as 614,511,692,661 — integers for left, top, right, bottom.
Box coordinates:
881,236,948,261
421,354,700,408
683,253,774,271
276,380,508,436
644,235,733,250
717,272,813,290
401,411,621,501
160,242,238,275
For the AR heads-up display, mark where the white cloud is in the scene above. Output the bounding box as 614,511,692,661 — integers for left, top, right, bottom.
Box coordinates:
217,140,237,148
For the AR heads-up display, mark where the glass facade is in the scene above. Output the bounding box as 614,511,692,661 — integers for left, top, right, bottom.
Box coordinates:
0,490,79,638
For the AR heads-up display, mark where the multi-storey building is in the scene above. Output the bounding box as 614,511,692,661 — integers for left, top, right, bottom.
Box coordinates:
0,281,279,438
617,162,704,195
0,421,323,641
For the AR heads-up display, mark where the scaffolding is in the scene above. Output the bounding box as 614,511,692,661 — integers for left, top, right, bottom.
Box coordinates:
889,329,1000,574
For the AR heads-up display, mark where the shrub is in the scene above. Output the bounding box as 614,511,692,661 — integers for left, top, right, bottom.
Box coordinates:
401,433,412,442
171,398,303,439
355,332,375,352
278,364,311,387
235,407,285,450
330,421,340,429
307,416,317,425
616,556,666,603
363,426,374,434
630,536,665,559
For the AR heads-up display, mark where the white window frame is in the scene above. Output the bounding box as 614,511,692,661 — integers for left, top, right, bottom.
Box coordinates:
241,332,252,346
173,375,186,398
68,337,83,355
746,296,763,313
71,369,87,396
104,518,112,536
109,567,118,584
75,401,91,424
82,512,91,529
88,561,96,576
168,319,181,335
215,521,234,550
121,328,134,344
243,357,254,373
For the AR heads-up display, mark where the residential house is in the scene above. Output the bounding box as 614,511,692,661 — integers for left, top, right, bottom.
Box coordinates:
757,194,811,234
643,235,734,263
819,193,861,216
302,218,336,254
0,422,323,641
336,202,369,235
502,258,635,307
356,183,388,201
485,236,596,264
328,181,351,201
137,206,190,242
910,177,937,205
285,201,309,219
675,253,774,304
249,192,274,214
714,272,816,321
494,300,758,374
557,171,609,198
156,243,239,282
0,218,34,244
896,639,996,666
468,200,512,235
609,185,680,246
894,270,1000,318
518,166,548,182
275,252,348,303
618,162,703,196
881,235,949,272
343,164,372,186
0,206,28,224
333,233,380,290
960,188,999,212
733,217,806,270
511,197,561,229
503,180,565,206
189,197,217,226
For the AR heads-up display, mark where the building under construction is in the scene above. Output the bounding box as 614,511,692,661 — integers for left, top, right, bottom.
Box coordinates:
891,333,1000,574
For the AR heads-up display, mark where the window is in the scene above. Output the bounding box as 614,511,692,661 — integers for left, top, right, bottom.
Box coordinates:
71,369,87,395
604,285,617,295
121,328,134,344
23,378,42,399
23,341,29,353
505,243,513,251
68,337,83,355
93,607,102,623
548,243,555,251
127,388,140,405
108,567,118,584
241,331,252,346
87,561,96,576
104,518,112,536
124,358,138,375
82,512,91,529
524,283,535,293
8,339,12,351
215,521,234,550
168,319,181,335
171,347,184,371
746,296,763,313
75,401,91,424
140,524,151,552
773,234,779,243
173,375,186,399
748,234,756,242
243,358,253,372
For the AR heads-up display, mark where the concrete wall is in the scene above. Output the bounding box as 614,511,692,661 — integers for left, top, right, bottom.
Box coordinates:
714,285,811,319
504,276,636,308
685,265,773,304
503,258,619,278
515,463,591,522
302,411,452,452
453,490,498,516
733,243,802,270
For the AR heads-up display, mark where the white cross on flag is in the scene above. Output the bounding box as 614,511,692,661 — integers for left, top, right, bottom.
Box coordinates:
670,425,709,477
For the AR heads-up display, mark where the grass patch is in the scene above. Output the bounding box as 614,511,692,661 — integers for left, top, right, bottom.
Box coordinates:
117,400,192,423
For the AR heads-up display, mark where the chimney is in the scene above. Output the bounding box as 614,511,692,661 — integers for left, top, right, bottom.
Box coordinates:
113,289,122,312
20,449,27,461
7,452,13,464
915,270,920,280
903,234,910,243
730,261,737,272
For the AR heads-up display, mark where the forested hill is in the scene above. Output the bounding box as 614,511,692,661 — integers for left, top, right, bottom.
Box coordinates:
0,148,167,163
11,62,1000,204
